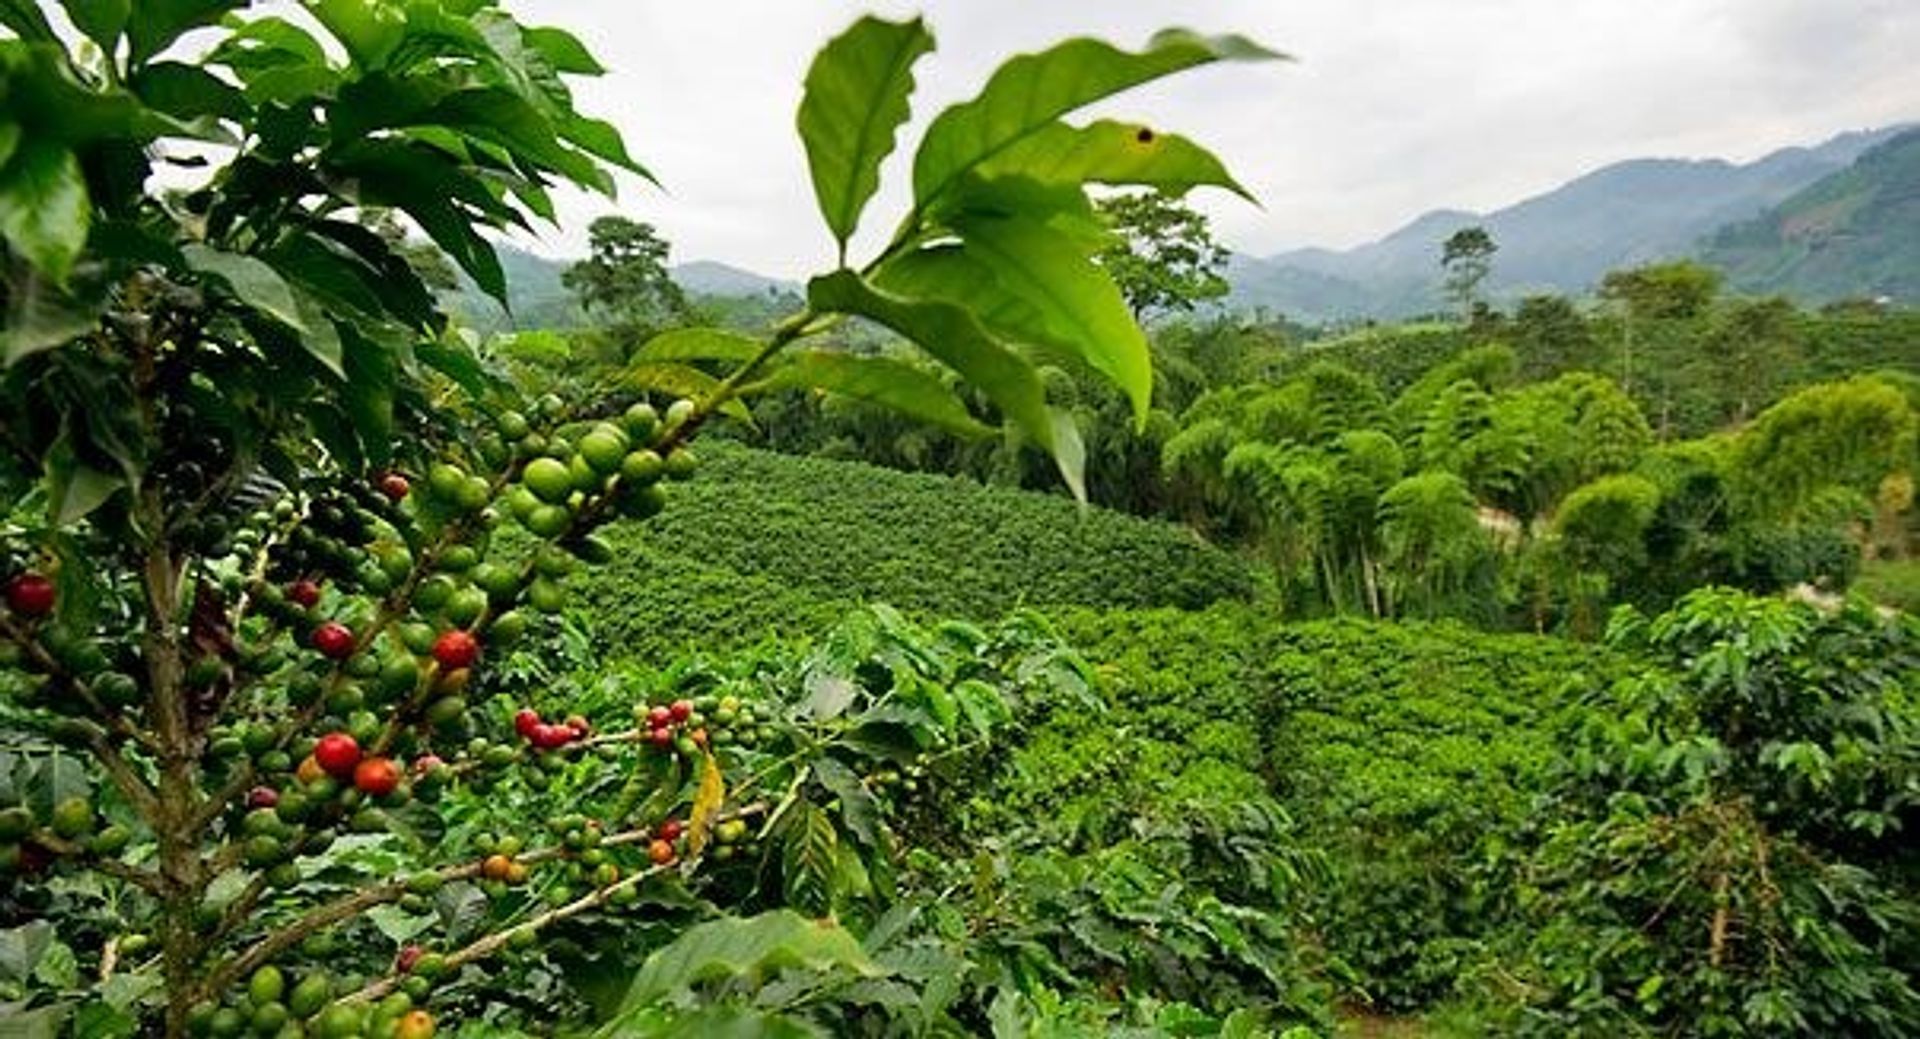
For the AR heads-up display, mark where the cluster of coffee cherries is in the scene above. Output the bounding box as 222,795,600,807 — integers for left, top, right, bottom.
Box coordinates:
189,962,437,1039
512,708,590,751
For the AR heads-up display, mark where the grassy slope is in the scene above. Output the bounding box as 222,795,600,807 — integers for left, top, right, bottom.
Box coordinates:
571,440,1255,662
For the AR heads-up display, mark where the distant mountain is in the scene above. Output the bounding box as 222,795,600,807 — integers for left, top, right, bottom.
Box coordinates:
446,246,794,332
673,260,797,298
1230,125,1911,321
1699,128,1920,303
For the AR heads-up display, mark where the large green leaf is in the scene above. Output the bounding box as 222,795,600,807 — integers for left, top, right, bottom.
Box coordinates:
797,16,935,254
979,120,1252,201
0,140,89,283
0,268,102,366
129,62,251,122
911,29,1281,211
417,88,612,195
58,0,129,51
767,351,991,439
44,429,123,525
181,245,310,334
126,0,245,64
616,910,880,1011
0,2,56,42
952,212,1152,426
305,0,406,70
806,269,1085,498
615,362,754,425
635,328,765,365
340,327,395,467
523,25,603,75
329,142,508,302
600,1005,821,1039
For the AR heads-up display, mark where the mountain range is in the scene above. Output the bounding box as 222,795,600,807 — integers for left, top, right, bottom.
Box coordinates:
1699,128,1920,303
1228,124,1915,320
457,122,1916,328
448,251,792,333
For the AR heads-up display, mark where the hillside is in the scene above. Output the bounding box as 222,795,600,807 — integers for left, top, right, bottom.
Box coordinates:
569,440,1256,661
1701,128,1920,303
1230,125,1907,320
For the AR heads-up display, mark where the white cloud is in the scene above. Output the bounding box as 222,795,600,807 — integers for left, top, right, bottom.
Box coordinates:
499,0,1920,274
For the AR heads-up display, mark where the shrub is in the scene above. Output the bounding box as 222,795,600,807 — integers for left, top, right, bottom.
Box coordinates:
570,442,1256,660
1047,606,1627,1012
1496,590,1920,1036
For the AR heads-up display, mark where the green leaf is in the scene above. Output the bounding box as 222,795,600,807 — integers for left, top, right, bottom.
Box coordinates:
950,212,1153,427
911,29,1282,211
327,142,508,303
126,0,244,64
797,16,935,254
980,120,1252,201
416,88,612,195
364,904,436,944
181,243,316,337
635,328,765,365
614,362,755,425
0,921,53,983
304,0,405,70
59,0,129,51
767,351,990,439
0,1,56,42
417,332,502,401
616,910,880,1011
1,268,103,366
523,25,603,75
812,757,881,846
341,327,395,467
806,270,1083,499
599,1005,820,1039
0,140,89,283
130,62,251,122
782,804,841,915
560,113,651,181
45,440,124,525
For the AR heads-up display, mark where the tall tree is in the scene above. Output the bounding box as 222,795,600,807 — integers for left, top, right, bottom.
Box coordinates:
1096,190,1232,320
1440,226,1497,320
1598,260,1721,322
563,216,691,334
1707,296,1802,422
1597,260,1720,396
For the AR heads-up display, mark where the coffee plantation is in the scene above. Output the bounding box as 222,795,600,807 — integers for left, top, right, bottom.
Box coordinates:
4,3,1919,1038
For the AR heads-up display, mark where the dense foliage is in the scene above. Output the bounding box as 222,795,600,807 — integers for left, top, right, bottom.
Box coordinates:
6,4,1918,1038
1497,591,1920,1035
0,6,1285,1036
566,441,1254,660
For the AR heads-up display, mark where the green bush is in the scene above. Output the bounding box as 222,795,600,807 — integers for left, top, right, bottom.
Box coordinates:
1495,590,1920,1036
572,442,1255,660
1044,606,1628,1012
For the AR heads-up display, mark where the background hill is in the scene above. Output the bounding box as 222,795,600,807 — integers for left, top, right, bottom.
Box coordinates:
568,440,1256,661
1229,125,1909,320
444,124,1915,330
1700,128,1920,303
447,248,796,332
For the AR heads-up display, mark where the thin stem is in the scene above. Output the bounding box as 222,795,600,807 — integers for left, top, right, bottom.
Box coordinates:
345,863,670,1004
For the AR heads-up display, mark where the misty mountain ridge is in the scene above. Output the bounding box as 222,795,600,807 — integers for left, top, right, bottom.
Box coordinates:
1700,127,1920,303
453,123,1914,329
1231,123,1913,320
447,249,794,332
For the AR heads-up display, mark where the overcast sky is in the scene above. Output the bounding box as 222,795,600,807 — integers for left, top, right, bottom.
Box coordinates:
501,0,1918,276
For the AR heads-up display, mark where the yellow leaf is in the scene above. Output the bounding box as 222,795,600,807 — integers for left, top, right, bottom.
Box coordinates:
688,750,726,857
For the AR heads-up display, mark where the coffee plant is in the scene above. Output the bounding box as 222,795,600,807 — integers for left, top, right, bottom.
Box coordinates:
0,3,1274,1034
